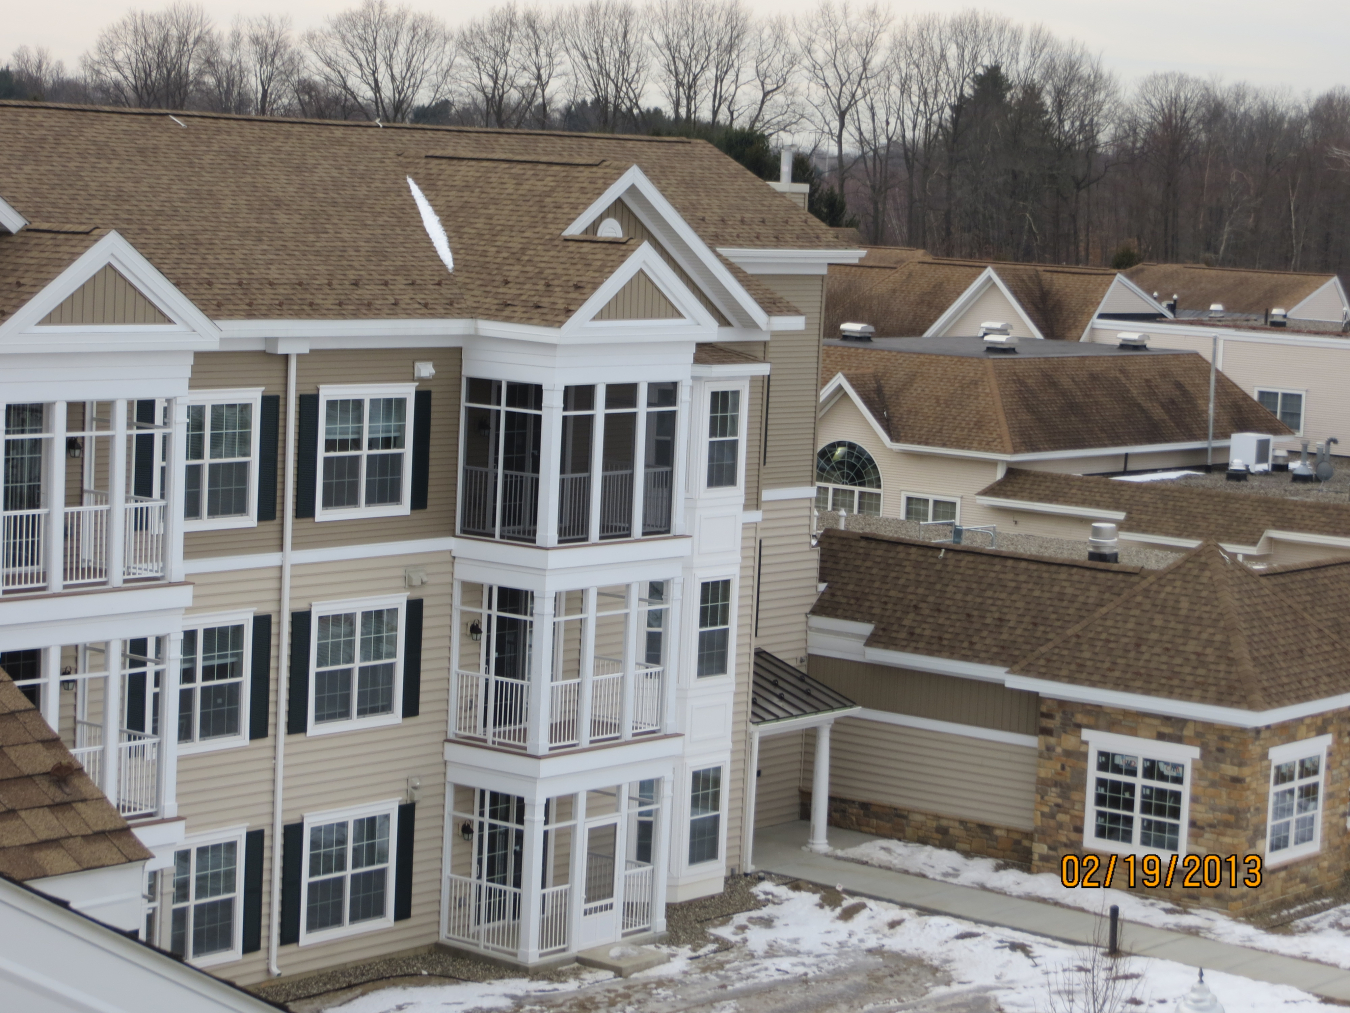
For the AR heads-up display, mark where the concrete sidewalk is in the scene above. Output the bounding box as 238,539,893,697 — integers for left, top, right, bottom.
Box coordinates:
752,821,1350,1002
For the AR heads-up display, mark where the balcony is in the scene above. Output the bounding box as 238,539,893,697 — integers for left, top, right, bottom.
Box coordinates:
72,720,161,818
3,493,166,592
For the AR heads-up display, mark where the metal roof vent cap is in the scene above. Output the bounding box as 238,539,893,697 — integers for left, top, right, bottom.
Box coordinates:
1226,458,1249,482
1269,307,1288,328
981,323,1017,351
1208,303,1225,318
839,322,875,342
1088,522,1119,563
979,321,1011,337
1117,331,1149,350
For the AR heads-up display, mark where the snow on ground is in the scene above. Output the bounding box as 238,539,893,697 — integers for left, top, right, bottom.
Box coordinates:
323,881,1334,1013
836,836,1350,968
1112,470,1203,482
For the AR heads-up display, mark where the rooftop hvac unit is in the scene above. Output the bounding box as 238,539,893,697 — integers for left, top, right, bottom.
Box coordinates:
1269,308,1288,327
1116,332,1149,350
839,321,875,341
1229,433,1272,472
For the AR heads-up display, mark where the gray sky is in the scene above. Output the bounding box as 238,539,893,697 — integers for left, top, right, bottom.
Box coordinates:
4,0,1348,96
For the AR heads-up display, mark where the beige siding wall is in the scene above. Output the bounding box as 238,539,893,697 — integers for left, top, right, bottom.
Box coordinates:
938,284,1034,339
753,498,817,665
596,271,682,320
754,729,806,828
758,274,824,490
726,527,757,874
803,718,1037,831
808,656,1038,735
39,265,170,325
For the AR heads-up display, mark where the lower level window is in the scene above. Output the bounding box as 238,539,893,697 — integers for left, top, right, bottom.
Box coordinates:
179,620,248,746
305,808,394,938
903,494,958,524
170,838,241,962
1256,388,1304,433
1267,736,1329,864
1082,731,1195,856
688,766,722,865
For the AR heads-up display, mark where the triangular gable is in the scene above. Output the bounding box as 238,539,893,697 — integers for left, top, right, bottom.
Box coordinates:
595,269,684,321
39,265,172,326
1290,276,1350,323
1087,275,1172,340
924,268,1044,340
0,230,218,354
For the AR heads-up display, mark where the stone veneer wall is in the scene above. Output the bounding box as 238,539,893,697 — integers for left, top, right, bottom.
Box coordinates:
1037,699,1350,915
801,791,1034,865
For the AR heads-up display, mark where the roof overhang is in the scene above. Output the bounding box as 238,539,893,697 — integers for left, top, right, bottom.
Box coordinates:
716,247,867,276
0,194,27,234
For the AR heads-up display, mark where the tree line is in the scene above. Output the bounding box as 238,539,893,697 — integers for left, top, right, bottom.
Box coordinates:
4,0,1350,277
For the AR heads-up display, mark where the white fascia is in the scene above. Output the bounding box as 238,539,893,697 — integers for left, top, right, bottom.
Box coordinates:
1290,276,1350,322
562,240,720,337
0,230,220,353
561,164,769,330
1124,319,1350,351
215,317,473,344
755,707,861,736
692,360,771,378
0,195,28,234
715,247,867,276
975,496,1127,521
924,267,1045,340
1082,275,1173,341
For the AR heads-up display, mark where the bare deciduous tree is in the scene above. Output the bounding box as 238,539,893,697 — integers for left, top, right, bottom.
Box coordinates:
459,2,530,127
246,15,301,116
82,2,215,110
563,0,648,132
518,6,566,128
201,20,252,113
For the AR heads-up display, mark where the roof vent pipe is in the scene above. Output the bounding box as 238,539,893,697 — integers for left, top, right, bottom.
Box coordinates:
1226,458,1249,482
839,322,875,342
780,147,793,184
1269,307,1288,328
1292,439,1316,483
1208,303,1225,318
1088,522,1119,563
1117,332,1149,350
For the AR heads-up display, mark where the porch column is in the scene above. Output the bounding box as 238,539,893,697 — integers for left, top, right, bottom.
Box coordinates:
620,581,640,740
40,644,62,733
164,399,187,584
107,400,127,586
577,587,598,749
807,721,833,854
670,381,692,537
157,631,182,818
101,639,123,808
566,790,588,952
741,728,761,872
630,386,648,539
526,593,555,754
45,401,67,593
649,775,674,934
536,387,563,548
663,577,683,733
587,383,606,542
518,798,546,964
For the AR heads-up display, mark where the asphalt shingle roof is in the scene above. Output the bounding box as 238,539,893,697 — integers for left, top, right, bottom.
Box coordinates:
1125,262,1337,318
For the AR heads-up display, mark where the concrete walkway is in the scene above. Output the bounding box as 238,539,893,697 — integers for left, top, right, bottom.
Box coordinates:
753,821,1350,1002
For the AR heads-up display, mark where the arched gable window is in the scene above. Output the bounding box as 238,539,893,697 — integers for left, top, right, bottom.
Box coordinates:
815,441,881,515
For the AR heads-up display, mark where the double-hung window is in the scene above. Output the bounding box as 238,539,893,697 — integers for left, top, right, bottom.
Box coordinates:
184,390,262,529
1267,736,1330,865
317,384,416,521
178,612,252,751
688,766,722,865
168,832,244,965
1256,388,1304,434
302,802,397,943
706,390,741,489
903,493,958,524
310,596,405,733
1082,730,1197,856
696,578,732,677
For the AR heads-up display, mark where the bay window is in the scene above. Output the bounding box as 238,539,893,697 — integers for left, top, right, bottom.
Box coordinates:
696,578,732,677
688,766,722,865
460,378,542,541
706,390,740,489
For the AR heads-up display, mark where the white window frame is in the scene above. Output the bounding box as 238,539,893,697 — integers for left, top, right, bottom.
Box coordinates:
298,798,401,946
307,593,408,736
1254,387,1305,436
901,492,960,525
177,608,255,756
1081,729,1199,859
183,388,264,532
702,384,747,493
695,575,735,680
1266,734,1331,867
165,824,249,968
686,764,725,868
316,383,417,522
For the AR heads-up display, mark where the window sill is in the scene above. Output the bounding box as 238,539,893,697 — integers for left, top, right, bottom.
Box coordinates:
306,713,402,737
177,735,251,757
315,504,411,523
190,948,243,969
1265,842,1320,868
184,515,258,533
1078,836,1185,862
299,916,393,947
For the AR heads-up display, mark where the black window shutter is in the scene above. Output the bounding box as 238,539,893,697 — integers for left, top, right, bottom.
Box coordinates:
241,828,265,953
257,395,280,522
410,390,432,511
133,400,156,499
286,610,311,736
394,803,415,921
295,393,319,519
125,637,147,732
401,598,423,719
249,614,273,740
279,822,304,945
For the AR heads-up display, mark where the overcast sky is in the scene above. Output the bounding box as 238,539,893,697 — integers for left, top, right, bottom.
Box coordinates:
4,0,1349,97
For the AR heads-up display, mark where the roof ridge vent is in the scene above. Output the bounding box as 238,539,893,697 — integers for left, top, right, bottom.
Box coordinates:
839,322,875,342
1117,331,1149,350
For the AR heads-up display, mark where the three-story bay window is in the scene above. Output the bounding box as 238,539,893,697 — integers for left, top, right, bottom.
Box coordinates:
184,390,262,529
316,385,416,520
461,379,543,542
696,579,732,677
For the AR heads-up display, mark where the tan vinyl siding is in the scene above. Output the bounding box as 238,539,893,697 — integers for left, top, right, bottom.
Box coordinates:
38,265,170,325
802,717,1037,831
595,271,682,320
744,375,763,509
753,498,817,665
758,274,824,489
938,284,1034,338
807,656,1039,736
584,200,730,325
726,530,756,873
754,729,805,828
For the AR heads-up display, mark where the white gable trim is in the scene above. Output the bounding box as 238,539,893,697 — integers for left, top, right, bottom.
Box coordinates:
1290,276,1350,322
717,247,867,275
818,372,896,448
0,230,219,354
562,164,769,330
562,241,719,337
1082,275,1173,342
0,195,27,234
924,267,1044,340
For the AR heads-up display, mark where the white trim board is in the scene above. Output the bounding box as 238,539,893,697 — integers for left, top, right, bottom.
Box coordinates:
182,536,457,574
852,708,1038,748
716,247,867,276
0,195,28,234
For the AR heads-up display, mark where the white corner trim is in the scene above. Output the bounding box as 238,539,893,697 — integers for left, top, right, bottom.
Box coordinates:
975,496,1127,521
692,360,772,377
562,241,717,333
741,510,763,523
182,536,456,574
0,195,28,234
924,267,1045,341
761,486,817,501
854,707,1038,749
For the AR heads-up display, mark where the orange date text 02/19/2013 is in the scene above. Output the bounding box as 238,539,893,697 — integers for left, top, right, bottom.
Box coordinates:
1060,853,1263,890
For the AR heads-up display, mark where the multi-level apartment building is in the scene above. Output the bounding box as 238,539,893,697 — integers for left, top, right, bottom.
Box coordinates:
0,101,859,983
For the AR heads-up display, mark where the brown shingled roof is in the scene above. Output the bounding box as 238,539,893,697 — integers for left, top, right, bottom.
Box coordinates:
693,342,764,365
0,226,104,321
0,102,846,328
1126,262,1336,318
980,469,1350,547
0,672,151,882
822,341,1291,454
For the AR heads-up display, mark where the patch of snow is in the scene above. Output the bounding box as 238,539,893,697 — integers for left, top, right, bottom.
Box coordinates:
406,175,454,273
836,836,1350,969
1112,470,1203,482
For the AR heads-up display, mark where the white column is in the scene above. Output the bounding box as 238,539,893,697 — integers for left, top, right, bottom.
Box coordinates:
164,399,187,583
619,581,639,740
45,401,67,593
649,775,673,934
630,383,648,538
526,592,554,754
663,578,683,734
101,639,123,808
587,384,606,542
537,387,563,548
671,381,693,536
741,728,761,872
566,790,588,952
157,631,182,818
518,798,546,963
577,587,597,749
40,645,62,733
808,721,833,853
107,400,127,586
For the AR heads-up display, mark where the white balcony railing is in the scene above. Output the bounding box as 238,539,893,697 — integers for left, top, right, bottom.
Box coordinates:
1,508,46,590
72,719,160,818
124,498,167,579
454,673,529,748
63,503,109,584
445,875,522,955
3,495,165,593
622,862,655,933
539,883,571,954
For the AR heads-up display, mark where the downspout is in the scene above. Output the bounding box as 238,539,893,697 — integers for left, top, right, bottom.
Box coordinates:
268,351,298,977
1206,333,1217,470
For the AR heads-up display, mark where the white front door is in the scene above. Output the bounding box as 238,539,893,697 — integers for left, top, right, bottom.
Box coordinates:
578,818,620,948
